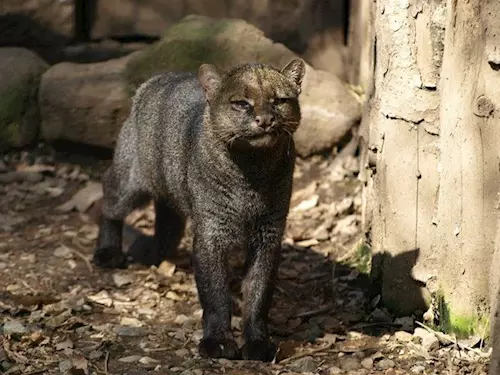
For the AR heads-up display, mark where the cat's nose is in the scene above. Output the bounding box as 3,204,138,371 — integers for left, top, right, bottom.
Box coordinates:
255,114,275,129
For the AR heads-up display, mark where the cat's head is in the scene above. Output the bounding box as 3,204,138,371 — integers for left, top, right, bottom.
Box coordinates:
198,59,305,149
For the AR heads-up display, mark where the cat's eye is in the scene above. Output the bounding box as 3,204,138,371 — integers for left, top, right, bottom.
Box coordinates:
273,98,291,106
231,100,252,111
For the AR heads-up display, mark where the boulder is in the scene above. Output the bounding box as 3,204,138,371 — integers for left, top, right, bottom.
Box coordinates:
0,1,73,63
91,0,346,54
40,15,361,156
0,48,49,152
126,15,361,157
39,53,138,148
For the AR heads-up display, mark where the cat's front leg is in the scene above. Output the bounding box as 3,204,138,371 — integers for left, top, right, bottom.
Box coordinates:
241,221,283,361
192,217,240,360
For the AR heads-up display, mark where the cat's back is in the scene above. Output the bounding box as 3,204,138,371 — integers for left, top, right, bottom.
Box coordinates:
132,71,205,138
128,71,206,198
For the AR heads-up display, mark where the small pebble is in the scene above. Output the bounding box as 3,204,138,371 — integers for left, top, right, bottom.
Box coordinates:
114,325,147,337
112,272,134,287
120,317,143,327
59,360,72,372
118,355,142,363
139,356,159,364
394,316,414,331
0,262,6,270
175,349,190,357
410,364,426,373
327,366,342,374
394,330,413,343
169,367,184,372
53,245,73,259
290,356,318,372
0,171,43,183
340,356,361,371
361,357,373,369
377,358,395,370
414,327,439,351
2,320,27,336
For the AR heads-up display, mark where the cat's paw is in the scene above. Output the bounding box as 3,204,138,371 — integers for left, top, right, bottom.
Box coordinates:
241,339,277,362
92,247,128,269
127,235,164,267
198,338,240,360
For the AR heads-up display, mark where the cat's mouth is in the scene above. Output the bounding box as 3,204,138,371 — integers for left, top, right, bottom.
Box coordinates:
245,130,278,146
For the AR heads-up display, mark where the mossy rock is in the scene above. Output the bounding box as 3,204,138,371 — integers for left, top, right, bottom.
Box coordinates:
125,14,296,93
0,48,48,152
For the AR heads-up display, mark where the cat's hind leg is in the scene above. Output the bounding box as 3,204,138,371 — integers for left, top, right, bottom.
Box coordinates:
93,164,150,269
127,199,185,266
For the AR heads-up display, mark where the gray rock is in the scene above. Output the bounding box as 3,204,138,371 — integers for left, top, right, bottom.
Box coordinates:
0,171,43,183
410,364,426,374
59,360,72,372
118,355,142,363
361,357,373,369
394,330,413,343
340,356,361,371
376,358,395,370
39,53,135,148
290,356,318,372
414,327,439,351
53,245,73,259
2,320,27,336
327,367,342,375
114,325,147,337
394,316,415,331
0,48,49,152
370,308,393,322
112,272,134,287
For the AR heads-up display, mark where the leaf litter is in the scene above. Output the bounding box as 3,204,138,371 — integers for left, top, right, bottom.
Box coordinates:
0,147,490,374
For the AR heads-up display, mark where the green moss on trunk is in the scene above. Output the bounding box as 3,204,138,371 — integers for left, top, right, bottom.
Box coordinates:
437,293,490,339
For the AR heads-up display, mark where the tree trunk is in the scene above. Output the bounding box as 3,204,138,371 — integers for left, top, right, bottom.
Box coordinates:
346,0,375,91
362,0,500,337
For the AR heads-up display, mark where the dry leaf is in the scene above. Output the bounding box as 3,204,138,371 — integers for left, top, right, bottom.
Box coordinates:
157,260,176,277
55,338,74,351
56,182,103,213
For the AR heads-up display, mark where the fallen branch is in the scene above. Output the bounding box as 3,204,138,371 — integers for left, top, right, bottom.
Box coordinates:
278,342,334,364
294,303,335,319
104,351,110,374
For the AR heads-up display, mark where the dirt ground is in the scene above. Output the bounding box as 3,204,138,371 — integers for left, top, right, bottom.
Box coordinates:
0,145,491,374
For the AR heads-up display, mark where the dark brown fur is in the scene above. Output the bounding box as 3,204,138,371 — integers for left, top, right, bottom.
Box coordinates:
92,59,306,361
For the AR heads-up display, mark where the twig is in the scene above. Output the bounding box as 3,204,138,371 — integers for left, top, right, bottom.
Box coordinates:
104,351,110,374
294,304,335,319
279,342,334,364
351,322,401,330
68,239,94,273
143,347,171,352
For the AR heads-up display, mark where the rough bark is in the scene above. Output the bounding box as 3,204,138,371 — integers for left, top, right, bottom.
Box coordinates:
438,0,500,336
362,0,500,337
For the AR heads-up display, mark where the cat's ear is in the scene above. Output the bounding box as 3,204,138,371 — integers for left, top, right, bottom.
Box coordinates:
281,58,306,88
198,64,223,102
